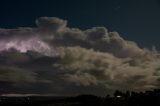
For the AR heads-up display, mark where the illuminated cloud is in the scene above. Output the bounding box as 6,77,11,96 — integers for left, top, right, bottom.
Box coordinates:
0,17,160,95
56,47,160,91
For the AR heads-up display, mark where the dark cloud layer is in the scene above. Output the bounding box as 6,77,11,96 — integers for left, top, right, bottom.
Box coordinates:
0,17,160,96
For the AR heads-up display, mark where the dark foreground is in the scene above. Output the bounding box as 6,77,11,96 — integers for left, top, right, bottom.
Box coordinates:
0,89,160,106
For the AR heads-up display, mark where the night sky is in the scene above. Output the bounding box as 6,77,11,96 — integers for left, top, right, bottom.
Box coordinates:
0,0,160,96
0,0,160,49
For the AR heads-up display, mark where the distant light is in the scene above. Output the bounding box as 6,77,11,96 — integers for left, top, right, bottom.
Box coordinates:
116,95,121,98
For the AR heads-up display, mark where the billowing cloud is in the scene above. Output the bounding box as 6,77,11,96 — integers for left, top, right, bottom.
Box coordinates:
36,17,67,31
56,47,160,91
0,17,160,95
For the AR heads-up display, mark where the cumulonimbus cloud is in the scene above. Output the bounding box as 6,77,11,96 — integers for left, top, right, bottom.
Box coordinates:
0,17,160,95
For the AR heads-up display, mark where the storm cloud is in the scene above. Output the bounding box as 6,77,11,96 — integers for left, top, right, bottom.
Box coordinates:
0,17,160,95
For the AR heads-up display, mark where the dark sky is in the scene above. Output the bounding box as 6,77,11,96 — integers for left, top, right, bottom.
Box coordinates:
0,0,160,49
0,0,160,95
